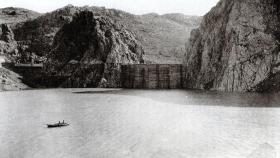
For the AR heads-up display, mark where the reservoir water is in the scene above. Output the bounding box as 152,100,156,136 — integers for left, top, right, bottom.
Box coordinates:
0,89,280,158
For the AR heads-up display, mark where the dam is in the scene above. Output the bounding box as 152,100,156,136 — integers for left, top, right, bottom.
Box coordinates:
121,64,186,89
5,63,187,89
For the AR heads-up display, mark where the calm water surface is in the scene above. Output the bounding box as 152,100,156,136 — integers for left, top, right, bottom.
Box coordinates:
0,89,280,158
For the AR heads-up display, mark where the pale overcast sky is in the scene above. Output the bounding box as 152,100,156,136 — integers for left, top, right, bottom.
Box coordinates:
0,0,219,16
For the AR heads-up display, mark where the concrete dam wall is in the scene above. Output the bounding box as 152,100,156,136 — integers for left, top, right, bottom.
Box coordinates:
5,63,187,89
121,64,186,89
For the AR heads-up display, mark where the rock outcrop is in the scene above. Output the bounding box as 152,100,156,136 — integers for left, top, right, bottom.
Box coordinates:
47,11,144,87
185,0,280,92
13,5,77,58
0,24,18,62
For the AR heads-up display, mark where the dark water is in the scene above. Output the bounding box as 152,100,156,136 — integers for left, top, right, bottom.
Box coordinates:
0,89,280,158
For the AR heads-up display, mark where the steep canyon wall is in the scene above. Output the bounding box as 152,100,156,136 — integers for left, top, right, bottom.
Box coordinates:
185,0,280,92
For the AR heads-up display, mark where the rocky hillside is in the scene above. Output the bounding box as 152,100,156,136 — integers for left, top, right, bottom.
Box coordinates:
47,11,144,87
185,0,280,92
11,5,201,64
0,67,28,91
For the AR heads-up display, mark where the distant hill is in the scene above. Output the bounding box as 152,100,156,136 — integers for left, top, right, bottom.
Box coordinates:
162,13,202,27
0,7,41,27
136,13,201,63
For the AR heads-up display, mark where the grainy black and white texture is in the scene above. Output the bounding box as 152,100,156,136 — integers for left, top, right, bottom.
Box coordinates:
0,1,280,158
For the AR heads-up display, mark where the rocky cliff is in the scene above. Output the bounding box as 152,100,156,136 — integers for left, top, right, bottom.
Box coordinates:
47,11,144,87
185,0,280,92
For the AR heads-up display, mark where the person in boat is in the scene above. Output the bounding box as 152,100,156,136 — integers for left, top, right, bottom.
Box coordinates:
62,120,64,124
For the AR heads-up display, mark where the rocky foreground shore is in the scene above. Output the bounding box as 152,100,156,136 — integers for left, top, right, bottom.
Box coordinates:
0,67,27,91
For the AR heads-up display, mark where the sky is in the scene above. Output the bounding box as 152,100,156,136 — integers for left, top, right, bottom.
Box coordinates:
0,0,219,16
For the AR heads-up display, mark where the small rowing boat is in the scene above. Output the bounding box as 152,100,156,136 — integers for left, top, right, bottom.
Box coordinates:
47,120,69,128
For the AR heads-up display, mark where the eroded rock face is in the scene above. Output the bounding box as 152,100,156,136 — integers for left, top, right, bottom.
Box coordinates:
185,0,280,92
48,11,144,87
0,24,15,43
0,24,18,61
